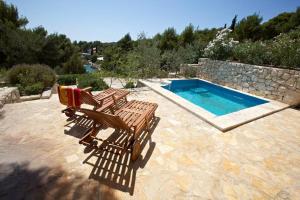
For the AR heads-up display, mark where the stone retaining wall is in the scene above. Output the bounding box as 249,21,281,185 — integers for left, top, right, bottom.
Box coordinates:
0,87,20,112
182,58,300,105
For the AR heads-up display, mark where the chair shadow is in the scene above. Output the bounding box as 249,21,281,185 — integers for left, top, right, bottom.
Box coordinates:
64,114,94,139
82,117,160,195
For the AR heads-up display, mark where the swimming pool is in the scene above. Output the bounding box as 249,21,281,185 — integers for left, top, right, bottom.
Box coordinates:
162,79,268,116
84,64,97,73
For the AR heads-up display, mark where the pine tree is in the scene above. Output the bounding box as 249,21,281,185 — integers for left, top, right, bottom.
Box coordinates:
230,15,238,30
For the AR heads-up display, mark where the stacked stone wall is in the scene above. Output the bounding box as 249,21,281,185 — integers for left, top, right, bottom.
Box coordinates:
182,58,300,105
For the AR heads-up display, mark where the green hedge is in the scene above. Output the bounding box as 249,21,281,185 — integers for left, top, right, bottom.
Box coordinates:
233,41,273,65
24,82,44,95
57,74,78,85
201,27,300,69
77,74,108,91
8,64,56,95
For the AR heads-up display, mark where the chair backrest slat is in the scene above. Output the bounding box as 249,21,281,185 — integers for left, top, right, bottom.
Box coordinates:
80,91,100,107
80,108,129,130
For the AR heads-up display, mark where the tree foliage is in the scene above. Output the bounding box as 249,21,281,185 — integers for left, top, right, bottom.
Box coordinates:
261,8,300,40
126,36,162,78
230,15,238,30
180,24,195,46
0,0,28,28
2,0,300,78
234,13,263,41
62,54,85,74
117,33,133,52
0,0,83,74
158,27,178,51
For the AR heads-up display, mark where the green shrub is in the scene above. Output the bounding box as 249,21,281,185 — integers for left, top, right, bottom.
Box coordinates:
8,64,56,95
0,68,8,81
233,41,273,65
270,28,300,68
156,70,169,78
57,74,78,85
232,28,300,69
124,81,135,88
203,29,238,60
77,74,108,91
24,82,44,95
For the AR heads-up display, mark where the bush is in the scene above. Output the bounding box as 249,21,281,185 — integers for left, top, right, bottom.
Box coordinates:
233,41,273,65
203,28,238,60
124,81,135,88
270,28,300,68
156,70,169,78
8,64,56,95
57,74,78,85
77,74,108,91
0,68,8,81
232,28,300,69
24,82,44,95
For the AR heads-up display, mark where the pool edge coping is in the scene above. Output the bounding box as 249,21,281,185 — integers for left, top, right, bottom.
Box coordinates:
139,78,290,132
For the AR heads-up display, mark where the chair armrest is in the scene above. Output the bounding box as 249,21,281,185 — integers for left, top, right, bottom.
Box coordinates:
96,91,117,102
82,87,93,92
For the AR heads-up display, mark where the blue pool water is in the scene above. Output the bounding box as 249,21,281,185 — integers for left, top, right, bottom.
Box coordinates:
162,79,268,116
84,64,97,73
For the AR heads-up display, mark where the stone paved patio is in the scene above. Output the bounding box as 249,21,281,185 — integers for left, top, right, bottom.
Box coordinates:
0,87,299,199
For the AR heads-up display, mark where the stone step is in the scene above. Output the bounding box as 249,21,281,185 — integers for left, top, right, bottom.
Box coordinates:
41,89,52,99
20,94,41,102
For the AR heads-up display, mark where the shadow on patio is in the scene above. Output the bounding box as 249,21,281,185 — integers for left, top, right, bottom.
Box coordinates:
82,117,160,195
0,162,118,200
64,114,94,139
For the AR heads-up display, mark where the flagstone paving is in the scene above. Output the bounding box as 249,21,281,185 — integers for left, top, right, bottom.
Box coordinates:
0,88,299,199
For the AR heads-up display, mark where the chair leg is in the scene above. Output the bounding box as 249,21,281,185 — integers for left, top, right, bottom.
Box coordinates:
79,123,101,145
146,120,150,132
62,107,75,118
131,139,141,161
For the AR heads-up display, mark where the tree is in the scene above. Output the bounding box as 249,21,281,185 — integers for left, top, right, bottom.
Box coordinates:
117,33,133,52
162,45,198,73
289,7,300,29
39,33,77,68
0,0,81,71
249,7,300,40
91,54,98,63
0,0,28,28
230,15,238,30
0,0,29,67
194,28,218,44
180,24,195,46
159,27,178,51
261,12,293,39
101,45,122,71
126,37,161,78
62,54,85,74
234,14,263,41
